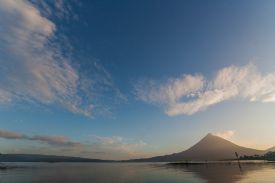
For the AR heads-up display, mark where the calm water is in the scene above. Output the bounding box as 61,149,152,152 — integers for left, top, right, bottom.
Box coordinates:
0,162,275,183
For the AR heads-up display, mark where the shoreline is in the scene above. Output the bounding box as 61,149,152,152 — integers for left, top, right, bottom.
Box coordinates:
167,160,275,165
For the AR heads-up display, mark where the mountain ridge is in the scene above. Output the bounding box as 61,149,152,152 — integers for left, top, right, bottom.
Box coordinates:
0,154,112,162
128,133,269,162
266,146,275,152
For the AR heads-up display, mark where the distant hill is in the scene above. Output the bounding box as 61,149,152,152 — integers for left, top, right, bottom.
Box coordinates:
0,154,112,163
266,146,275,152
129,133,267,162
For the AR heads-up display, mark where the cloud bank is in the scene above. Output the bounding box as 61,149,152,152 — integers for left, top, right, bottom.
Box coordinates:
0,129,80,147
0,129,146,159
134,64,275,116
0,0,124,117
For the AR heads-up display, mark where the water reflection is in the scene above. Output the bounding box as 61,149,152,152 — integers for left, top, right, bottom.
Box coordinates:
0,163,203,183
0,162,275,183
164,163,275,183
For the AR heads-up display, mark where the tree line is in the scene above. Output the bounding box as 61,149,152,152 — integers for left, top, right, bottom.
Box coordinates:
240,151,275,161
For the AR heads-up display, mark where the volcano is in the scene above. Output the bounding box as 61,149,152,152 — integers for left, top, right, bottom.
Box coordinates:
130,133,267,161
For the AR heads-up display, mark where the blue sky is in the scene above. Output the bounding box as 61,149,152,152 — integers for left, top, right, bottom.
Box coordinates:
1,0,275,160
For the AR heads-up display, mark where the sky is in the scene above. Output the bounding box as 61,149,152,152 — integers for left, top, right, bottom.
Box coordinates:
0,0,275,160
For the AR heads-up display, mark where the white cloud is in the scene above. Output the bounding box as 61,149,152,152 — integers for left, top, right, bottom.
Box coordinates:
134,74,204,106
0,0,124,117
214,130,235,140
134,63,275,116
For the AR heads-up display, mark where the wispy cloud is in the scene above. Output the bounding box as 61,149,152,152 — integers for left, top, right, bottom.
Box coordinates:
29,135,81,147
0,0,124,117
35,0,81,21
134,64,275,116
0,129,80,147
0,130,26,139
214,130,235,140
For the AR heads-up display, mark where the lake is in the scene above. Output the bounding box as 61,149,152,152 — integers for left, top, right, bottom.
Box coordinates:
0,162,275,183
